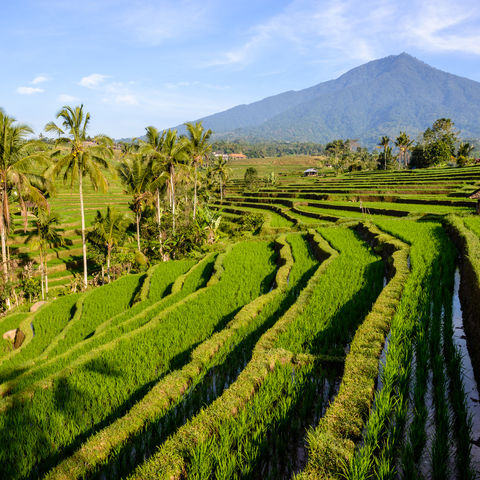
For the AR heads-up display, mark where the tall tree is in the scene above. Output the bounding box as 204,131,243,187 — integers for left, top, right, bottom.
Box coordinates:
45,105,113,288
457,142,474,159
117,155,152,252
423,118,458,154
87,207,130,282
378,136,390,170
185,121,212,219
212,156,230,201
0,110,49,305
161,129,189,233
395,132,414,168
139,126,165,245
419,118,459,167
26,210,65,299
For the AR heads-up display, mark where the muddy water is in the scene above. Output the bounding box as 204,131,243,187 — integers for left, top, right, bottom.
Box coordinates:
452,268,480,472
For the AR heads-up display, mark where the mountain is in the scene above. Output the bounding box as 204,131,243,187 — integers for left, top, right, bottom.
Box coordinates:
176,53,480,147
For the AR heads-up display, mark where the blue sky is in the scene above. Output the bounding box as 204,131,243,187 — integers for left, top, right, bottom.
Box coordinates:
1,0,480,138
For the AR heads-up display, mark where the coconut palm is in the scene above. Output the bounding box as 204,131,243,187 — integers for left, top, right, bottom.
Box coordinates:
395,132,414,168
212,156,230,201
0,110,49,299
118,140,139,156
185,121,212,219
161,129,189,233
139,126,166,244
377,136,390,170
87,206,130,282
26,210,65,299
45,105,113,288
117,155,152,252
457,142,475,159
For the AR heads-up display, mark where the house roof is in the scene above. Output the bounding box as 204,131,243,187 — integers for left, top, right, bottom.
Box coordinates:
303,168,318,173
469,188,480,200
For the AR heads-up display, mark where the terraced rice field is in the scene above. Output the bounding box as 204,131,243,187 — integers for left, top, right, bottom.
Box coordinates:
2,165,480,479
10,173,130,292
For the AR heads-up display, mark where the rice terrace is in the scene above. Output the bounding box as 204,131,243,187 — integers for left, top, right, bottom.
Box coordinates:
2,3,480,478
1,103,480,480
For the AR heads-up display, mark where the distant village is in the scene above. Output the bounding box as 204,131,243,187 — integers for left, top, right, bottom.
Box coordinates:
213,152,247,160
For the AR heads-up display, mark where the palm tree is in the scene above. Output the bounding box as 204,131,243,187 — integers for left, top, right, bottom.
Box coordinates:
45,105,113,288
0,110,49,301
185,121,212,219
457,142,475,158
117,155,152,252
395,132,414,168
87,207,130,282
161,129,189,233
139,126,165,244
26,210,65,299
118,140,139,156
377,136,390,170
212,156,230,201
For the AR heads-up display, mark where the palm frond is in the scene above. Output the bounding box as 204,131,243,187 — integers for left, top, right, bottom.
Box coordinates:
44,122,65,136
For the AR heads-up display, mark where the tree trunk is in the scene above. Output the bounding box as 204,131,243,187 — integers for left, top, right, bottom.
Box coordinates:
107,245,112,282
0,221,7,284
0,189,8,286
79,171,88,289
136,211,141,252
220,178,223,202
170,165,176,234
193,162,198,219
45,259,49,298
156,188,162,247
40,251,45,300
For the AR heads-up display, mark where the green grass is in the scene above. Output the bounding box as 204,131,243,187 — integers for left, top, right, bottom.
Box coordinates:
0,294,82,382
0,240,277,479
275,226,383,356
0,257,212,397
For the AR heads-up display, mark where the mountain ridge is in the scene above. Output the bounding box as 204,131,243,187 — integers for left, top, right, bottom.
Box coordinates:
173,53,480,147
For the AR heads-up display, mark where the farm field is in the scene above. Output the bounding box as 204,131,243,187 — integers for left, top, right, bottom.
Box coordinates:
9,167,132,293
1,164,480,479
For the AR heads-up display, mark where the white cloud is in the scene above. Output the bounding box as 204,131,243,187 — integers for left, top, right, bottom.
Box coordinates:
113,94,138,106
16,86,44,95
403,0,480,54
205,0,379,67
79,73,109,88
206,0,480,69
31,75,49,85
99,81,140,106
57,94,78,103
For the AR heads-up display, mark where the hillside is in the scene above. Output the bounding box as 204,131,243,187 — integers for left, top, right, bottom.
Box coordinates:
2,166,480,478
176,53,480,146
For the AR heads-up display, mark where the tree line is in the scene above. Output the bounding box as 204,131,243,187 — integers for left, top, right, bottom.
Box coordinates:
321,118,477,173
211,140,325,158
0,106,230,310
377,118,477,170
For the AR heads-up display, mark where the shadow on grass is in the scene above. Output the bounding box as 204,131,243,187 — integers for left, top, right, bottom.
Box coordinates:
308,259,384,357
